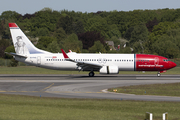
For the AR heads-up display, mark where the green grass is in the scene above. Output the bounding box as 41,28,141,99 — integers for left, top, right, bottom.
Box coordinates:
109,83,180,97
0,94,179,120
0,66,179,75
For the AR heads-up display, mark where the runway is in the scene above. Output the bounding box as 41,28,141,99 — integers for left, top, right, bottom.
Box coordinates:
0,74,180,101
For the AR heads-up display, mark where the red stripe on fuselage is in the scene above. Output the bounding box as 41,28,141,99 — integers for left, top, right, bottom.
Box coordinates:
135,54,171,71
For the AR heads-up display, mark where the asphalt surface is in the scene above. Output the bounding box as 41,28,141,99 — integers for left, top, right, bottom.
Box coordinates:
0,74,180,101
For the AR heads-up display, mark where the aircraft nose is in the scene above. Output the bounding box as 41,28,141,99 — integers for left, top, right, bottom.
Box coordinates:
170,61,176,68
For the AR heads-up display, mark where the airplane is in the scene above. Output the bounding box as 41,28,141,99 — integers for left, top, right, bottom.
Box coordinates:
7,23,176,77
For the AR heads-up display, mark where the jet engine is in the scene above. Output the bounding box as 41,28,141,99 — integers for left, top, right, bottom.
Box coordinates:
99,66,119,74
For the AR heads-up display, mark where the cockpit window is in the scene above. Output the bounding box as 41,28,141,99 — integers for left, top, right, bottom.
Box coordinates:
163,59,169,62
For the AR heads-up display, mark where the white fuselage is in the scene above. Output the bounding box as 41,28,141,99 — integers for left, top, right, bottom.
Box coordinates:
15,52,135,71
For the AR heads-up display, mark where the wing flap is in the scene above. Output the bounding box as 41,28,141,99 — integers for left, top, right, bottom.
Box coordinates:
77,62,102,68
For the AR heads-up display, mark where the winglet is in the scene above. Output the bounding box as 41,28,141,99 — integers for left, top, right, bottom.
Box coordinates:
69,50,72,53
61,49,69,59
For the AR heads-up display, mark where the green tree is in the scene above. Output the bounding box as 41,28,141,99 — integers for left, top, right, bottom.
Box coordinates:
9,58,18,67
118,47,132,53
0,11,19,20
107,24,121,38
73,20,84,34
132,41,144,53
36,27,49,36
85,16,109,38
89,41,106,53
60,33,83,52
130,24,149,44
36,36,56,51
110,36,120,48
54,27,67,44
152,35,179,58
78,31,105,50
149,21,180,43
124,26,134,41
4,45,18,67
47,41,61,53
4,45,15,59
0,39,11,58
57,16,74,34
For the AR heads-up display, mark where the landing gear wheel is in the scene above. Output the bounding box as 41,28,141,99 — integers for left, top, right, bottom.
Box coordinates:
157,73,161,77
89,72,94,77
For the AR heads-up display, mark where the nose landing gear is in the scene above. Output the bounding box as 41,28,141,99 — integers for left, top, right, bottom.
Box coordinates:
157,70,166,77
157,72,161,77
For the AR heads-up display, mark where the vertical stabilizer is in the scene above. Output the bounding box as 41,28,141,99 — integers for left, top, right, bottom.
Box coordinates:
9,23,51,55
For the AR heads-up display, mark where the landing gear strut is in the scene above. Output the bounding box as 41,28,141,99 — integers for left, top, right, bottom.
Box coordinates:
157,72,161,77
89,71,94,77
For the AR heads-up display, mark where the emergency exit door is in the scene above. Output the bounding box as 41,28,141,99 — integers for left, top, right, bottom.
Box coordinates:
37,56,41,65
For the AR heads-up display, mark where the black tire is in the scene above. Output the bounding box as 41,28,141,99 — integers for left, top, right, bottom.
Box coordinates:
89,72,94,77
157,73,161,77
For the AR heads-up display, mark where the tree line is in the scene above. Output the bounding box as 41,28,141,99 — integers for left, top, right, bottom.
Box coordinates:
1,7,180,59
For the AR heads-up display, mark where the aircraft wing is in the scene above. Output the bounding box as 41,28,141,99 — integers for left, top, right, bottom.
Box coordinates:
61,49,102,70
5,52,27,58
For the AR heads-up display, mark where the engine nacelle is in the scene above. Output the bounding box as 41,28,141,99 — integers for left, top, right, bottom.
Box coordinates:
99,66,119,74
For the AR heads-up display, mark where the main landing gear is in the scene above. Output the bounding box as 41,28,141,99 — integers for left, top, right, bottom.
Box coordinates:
89,71,95,77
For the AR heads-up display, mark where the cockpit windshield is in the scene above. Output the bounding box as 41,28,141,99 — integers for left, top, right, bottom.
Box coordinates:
163,59,169,62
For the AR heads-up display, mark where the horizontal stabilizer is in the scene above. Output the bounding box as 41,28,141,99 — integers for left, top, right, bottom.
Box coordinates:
5,52,27,58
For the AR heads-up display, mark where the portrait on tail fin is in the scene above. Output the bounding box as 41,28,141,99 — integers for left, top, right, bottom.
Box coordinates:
15,36,29,54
